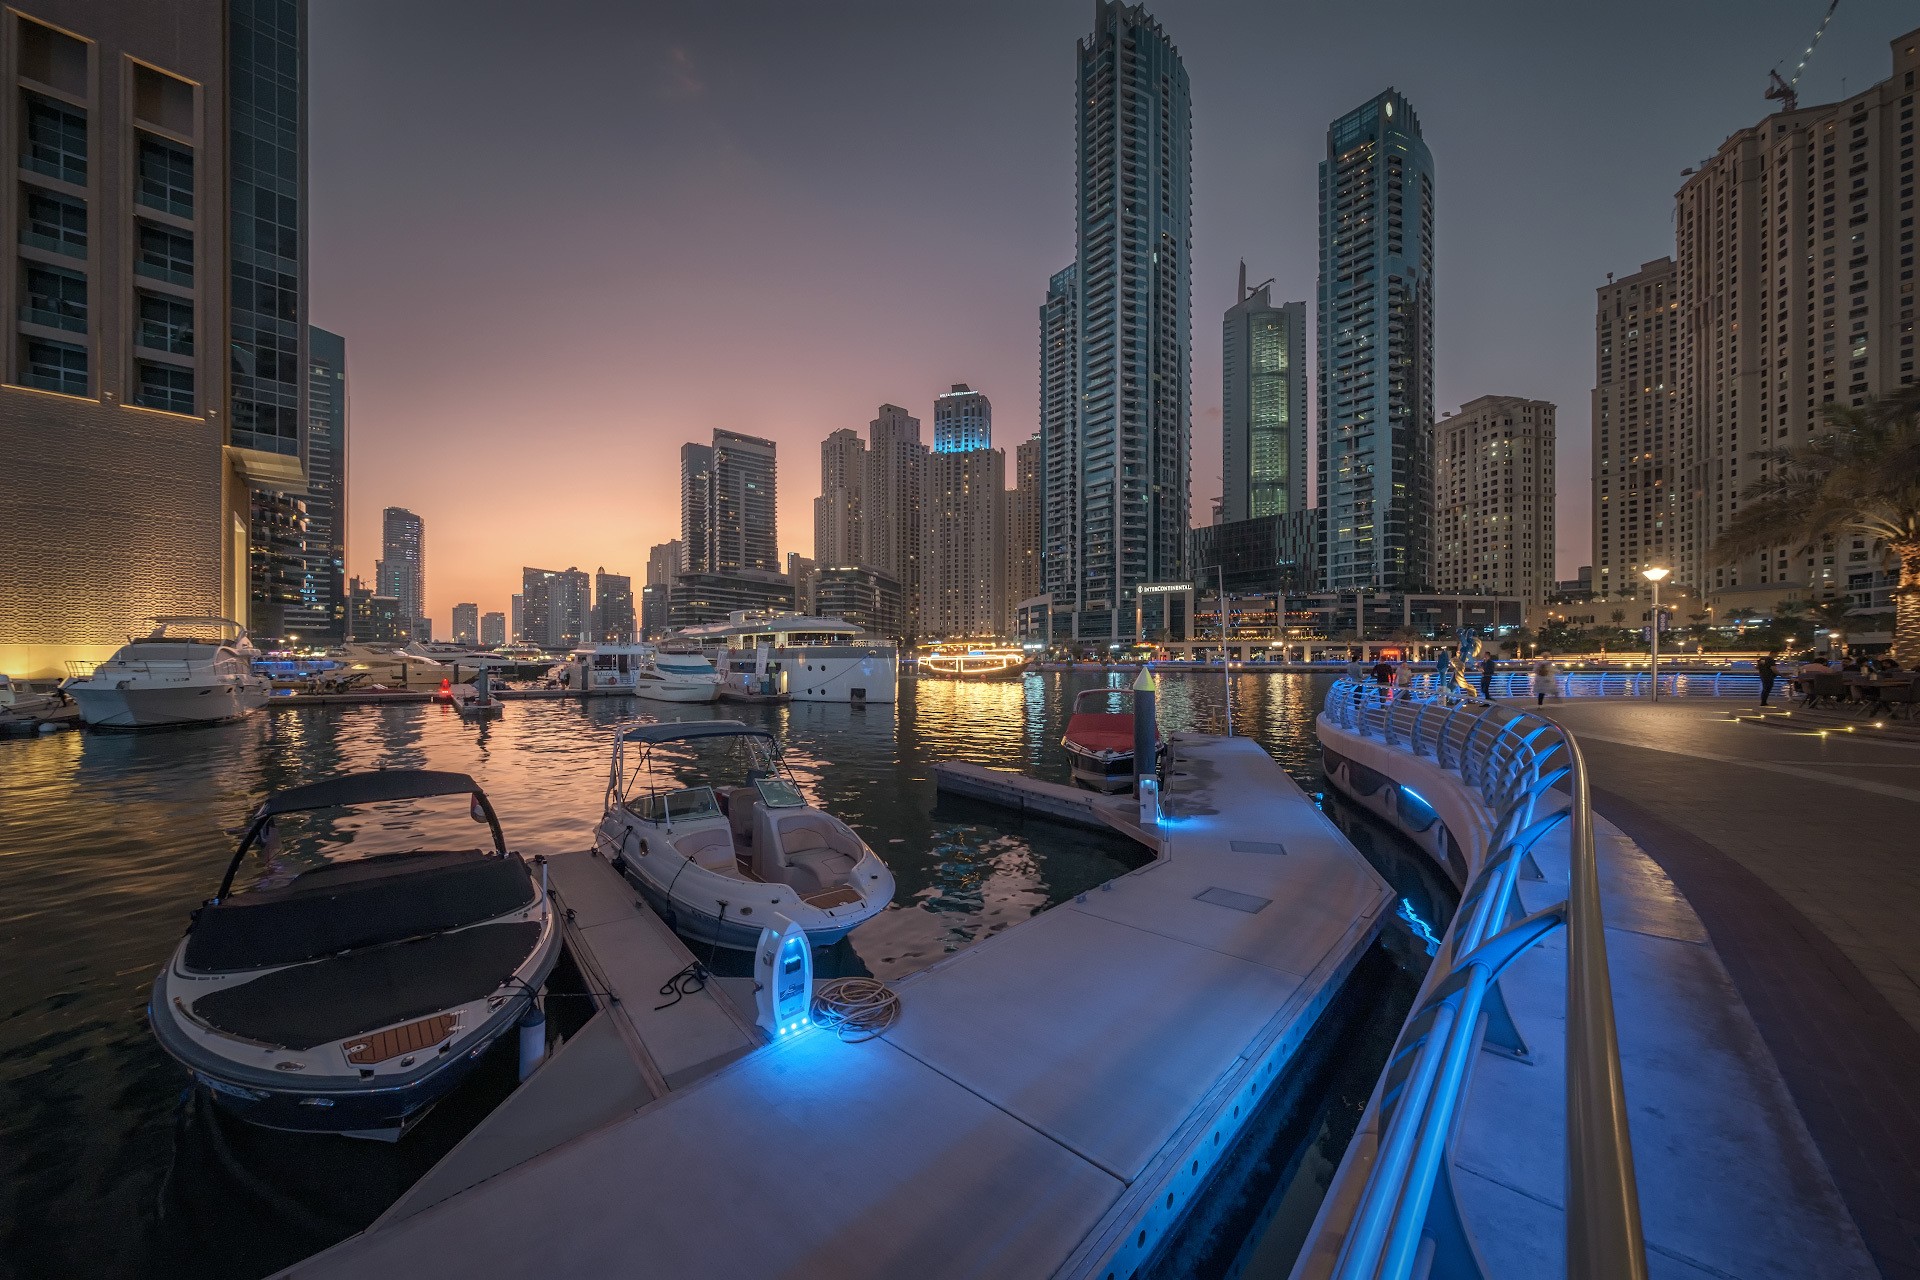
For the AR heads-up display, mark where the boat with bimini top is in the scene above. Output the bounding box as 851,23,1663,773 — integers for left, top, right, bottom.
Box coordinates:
147,770,560,1141
594,720,895,949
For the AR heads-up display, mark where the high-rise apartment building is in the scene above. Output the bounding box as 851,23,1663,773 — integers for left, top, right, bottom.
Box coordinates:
296,325,348,642
1039,263,1079,611
1433,397,1556,607
347,575,403,643
247,491,307,642
642,539,680,640
376,507,425,640
647,540,682,590
679,443,714,574
932,384,991,453
480,611,505,647
0,1,310,678
1592,259,1679,600
865,404,927,634
922,447,1006,638
813,428,867,567
1055,1,1191,643
1674,30,1920,603
1007,436,1043,607
510,593,524,643
1317,89,1435,594
521,565,589,650
1222,266,1307,523
594,568,634,642
451,602,479,646
711,430,778,573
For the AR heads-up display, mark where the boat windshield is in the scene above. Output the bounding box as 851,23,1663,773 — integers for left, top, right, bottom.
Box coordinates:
754,776,807,809
630,785,721,824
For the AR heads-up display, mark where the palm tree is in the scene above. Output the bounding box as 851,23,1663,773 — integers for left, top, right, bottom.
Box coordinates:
1712,387,1920,663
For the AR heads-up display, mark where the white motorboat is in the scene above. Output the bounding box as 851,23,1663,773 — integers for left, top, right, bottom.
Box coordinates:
633,648,719,703
594,720,895,949
149,770,559,1140
307,644,446,693
671,612,896,704
65,617,271,729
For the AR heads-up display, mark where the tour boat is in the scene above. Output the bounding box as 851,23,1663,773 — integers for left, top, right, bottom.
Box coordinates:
919,642,1027,678
1061,686,1158,792
674,612,896,704
148,770,560,1141
594,721,895,949
634,648,720,703
65,617,271,729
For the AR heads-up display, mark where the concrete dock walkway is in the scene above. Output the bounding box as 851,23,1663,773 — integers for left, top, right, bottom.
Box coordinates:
282,734,1392,1280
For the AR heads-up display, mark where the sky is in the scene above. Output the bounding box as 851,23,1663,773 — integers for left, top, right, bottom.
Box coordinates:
311,0,1916,634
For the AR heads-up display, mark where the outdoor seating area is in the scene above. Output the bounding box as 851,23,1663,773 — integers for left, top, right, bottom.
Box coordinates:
1791,669,1917,718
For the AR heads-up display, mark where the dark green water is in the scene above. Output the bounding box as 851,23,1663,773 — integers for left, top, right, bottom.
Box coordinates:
0,671,1445,1279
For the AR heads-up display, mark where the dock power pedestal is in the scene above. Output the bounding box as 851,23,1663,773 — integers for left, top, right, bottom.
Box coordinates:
753,915,813,1040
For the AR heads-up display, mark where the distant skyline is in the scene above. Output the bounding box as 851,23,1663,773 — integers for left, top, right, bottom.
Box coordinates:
311,0,1914,631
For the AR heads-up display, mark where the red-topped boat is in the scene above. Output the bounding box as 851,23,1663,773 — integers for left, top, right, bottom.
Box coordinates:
1062,686,1159,792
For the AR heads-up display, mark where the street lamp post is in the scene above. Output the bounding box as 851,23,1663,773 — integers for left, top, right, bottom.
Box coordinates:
1642,567,1670,702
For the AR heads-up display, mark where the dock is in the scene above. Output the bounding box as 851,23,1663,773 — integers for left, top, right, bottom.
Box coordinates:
282,734,1393,1280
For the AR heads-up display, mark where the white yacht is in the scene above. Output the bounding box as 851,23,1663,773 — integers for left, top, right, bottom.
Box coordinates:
673,613,897,704
635,648,720,703
554,644,718,701
595,721,895,949
66,618,271,729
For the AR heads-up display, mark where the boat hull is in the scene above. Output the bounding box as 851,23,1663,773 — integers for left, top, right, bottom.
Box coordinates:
69,680,268,729
1064,744,1138,793
632,680,719,703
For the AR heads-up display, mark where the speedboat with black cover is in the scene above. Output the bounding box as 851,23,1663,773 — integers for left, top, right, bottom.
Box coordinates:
594,720,895,949
149,770,560,1140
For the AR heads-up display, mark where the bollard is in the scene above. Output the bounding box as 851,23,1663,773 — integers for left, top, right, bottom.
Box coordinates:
1132,666,1158,793
517,999,547,1081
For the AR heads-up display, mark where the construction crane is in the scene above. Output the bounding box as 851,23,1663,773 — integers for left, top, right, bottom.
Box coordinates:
1766,0,1841,113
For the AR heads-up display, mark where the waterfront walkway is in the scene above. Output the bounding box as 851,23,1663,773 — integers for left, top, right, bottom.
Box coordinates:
1534,699,1920,1278
283,735,1392,1280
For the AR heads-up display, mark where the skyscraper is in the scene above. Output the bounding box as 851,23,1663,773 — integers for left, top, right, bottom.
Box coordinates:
865,404,927,634
1433,397,1556,607
814,428,868,567
376,507,425,640
521,566,589,650
711,430,778,573
594,568,634,642
1674,31,1919,606
680,443,714,574
0,1,309,678
1039,264,1079,613
932,384,992,453
1222,265,1307,523
923,447,1006,639
1317,89,1435,594
1060,1,1191,643
452,602,479,646
1007,435,1044,607
1592,259,1678,601
480,611,505,647
511,593,524,643
298,325,348,642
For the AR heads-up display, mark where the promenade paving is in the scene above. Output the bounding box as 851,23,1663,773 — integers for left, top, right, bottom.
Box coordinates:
1533,699,1920,1278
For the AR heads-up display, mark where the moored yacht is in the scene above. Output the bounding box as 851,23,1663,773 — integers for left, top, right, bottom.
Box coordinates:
634,648,720,703
674,612,896,704
594,721,895,949
65,618,271,729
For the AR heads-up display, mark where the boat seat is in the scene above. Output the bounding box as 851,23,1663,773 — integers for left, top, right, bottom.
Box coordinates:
675,826,738,873
754,810,860,896
725,788,761,847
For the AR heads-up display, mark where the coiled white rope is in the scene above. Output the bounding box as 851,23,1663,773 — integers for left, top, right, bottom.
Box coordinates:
811,977,900,1042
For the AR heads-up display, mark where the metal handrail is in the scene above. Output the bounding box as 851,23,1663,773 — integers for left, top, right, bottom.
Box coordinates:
1317,679,1648,1280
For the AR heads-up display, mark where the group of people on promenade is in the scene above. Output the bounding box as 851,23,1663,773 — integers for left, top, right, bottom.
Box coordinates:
1347,648,1528,705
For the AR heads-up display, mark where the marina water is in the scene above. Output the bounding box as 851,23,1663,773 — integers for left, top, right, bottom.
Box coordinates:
0,671,1451,1279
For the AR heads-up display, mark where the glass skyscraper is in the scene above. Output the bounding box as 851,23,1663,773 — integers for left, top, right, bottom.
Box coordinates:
1053,0,1191,644
1316,89,1434,593
1222,266,1306,523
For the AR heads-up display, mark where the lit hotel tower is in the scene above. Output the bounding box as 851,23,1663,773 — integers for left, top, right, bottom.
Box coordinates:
0,1,309,678
1317,89,1434,593
1050,1,1191,644
1221,263,1307,522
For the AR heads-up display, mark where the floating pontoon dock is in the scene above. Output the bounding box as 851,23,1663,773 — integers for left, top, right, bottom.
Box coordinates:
283,733,1393,1280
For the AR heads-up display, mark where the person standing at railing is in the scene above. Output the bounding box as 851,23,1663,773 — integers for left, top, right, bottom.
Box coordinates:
1533,656,1557,706
1757,652,1778,707
1478,652,1497,703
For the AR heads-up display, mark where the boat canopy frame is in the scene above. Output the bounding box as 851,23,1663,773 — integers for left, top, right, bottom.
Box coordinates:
216,769,508,900
606,719,796,822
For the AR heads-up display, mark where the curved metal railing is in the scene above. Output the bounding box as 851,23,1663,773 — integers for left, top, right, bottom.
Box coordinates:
1313,680,1648,1280
1384,668,1760,701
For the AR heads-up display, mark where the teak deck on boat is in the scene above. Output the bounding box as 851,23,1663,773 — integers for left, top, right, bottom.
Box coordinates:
283,735,1393,1280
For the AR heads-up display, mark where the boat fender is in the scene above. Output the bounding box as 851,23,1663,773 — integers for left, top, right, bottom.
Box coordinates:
517,1000,547,1081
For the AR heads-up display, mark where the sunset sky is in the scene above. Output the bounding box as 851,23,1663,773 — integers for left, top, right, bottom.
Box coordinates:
310,0,1911,634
